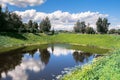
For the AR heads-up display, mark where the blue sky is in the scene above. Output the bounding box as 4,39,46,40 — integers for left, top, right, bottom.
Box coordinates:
1,0,120,30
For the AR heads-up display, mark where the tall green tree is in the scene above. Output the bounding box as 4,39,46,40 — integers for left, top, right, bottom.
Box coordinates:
96,18,103,33
33,22,39,33
28,20,33,32
96,17,110,34
0,6,22,32
74,20,81,32
9,13,22,32
80,21,86,33
0,6,8,32
0,5,2,13
102,18,110,33
0,5,3,30
40,17,51,32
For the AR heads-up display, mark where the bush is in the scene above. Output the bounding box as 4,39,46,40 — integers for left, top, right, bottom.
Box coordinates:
85,27,95,34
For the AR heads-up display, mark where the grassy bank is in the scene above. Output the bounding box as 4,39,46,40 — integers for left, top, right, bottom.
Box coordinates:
0,32,120,49
61,50,120,80
0,32,120,80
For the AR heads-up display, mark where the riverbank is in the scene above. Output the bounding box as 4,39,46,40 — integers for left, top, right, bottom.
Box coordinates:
61,49,120,80
0,32,120,80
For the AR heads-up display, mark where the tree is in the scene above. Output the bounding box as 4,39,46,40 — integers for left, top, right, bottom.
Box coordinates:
74,20,86,33
28,20,33,32
51,28,55,35
117,29,120,35
0,5,2,13
10,13,22,32
108,29,117,34
22,23,29,33
102,18,110,33
80,21,86,33
33,22,39,33
39,17,51,32
0,6,23,32
96,18,103,33
74,20,81,32
85,27,95,34
0,5,3,30
96,17,110,34
0,6,7,32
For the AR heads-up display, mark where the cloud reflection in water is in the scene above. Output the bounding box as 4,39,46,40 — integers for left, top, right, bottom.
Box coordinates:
1,52,45,80
47,46,75,56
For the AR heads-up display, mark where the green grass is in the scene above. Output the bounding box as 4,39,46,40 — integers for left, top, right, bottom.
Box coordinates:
61,50,120,80
0,32,120,80
0,33,120,49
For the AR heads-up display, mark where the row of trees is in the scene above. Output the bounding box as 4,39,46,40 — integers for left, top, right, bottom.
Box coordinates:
74,21,95,34
108,29,120,34
0,5,52,33
21,17,51,33
0,6,22,32
0,5,120,34
74,18,110,34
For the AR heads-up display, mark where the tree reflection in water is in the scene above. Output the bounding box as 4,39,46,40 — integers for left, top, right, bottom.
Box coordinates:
0,51,23,79
73,51,92,63
0,48,47,80
39,48,50,65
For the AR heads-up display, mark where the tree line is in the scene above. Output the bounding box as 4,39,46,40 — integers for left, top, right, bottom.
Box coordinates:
0,5,51,33
0,5,120,34
74,18,120,34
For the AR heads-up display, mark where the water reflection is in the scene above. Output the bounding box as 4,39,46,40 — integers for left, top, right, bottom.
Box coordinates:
39,48,50,65
48,46,74,56
73,51,92,63
0,51,23,79
0,44,106,80
0,52,45,80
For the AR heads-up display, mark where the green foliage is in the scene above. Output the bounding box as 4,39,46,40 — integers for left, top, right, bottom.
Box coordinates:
61,50,120,80
108,29,120,35
117,29,120,34
0,6,22,32
40,16,51,32
74,20,86,33
96,18,110,34
85,27,95,34
108,29,117,34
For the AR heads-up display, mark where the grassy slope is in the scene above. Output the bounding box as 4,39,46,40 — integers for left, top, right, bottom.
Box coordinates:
1,33,120,49
0,33,120,80
61,50,120,80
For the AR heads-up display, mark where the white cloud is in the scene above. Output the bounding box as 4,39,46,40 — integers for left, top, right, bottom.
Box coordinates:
15,10,108,31
109,25,120,29
0,0,45,7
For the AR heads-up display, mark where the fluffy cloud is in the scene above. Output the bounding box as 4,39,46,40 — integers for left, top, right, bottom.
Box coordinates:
109,25,120,29
0,0,45,7
15,10,108,31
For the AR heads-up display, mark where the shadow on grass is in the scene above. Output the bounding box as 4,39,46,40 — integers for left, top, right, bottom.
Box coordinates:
0,32,27,40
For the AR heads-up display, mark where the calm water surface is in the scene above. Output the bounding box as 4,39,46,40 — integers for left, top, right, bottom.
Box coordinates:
0,44,107,80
